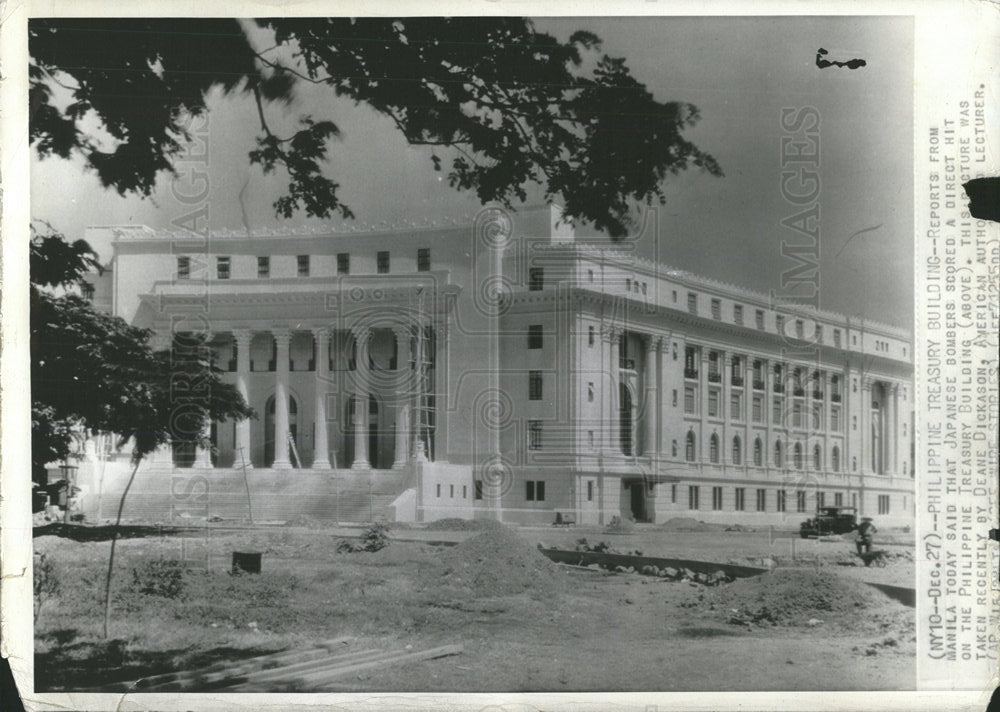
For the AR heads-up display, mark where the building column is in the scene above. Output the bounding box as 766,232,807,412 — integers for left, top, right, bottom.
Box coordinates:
823,371,832,473
311,329,332,469
233,330,253,469
352,326,371,469
886,382,898,475
193,331,216,469
433,318,450,462
643,335,659,457
393,326,411,468
699,348,709,461
272,329,292,469
604,326,621,453
860,377,873,475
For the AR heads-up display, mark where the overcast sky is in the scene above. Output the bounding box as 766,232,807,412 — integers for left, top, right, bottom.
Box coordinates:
30,15,913,327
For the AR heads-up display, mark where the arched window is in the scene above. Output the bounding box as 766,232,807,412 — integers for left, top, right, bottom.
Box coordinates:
685,432,696,462
794,442,803,470
832,445,840,472
774,440,783,467
732,436,742,465
753,438,763,467
709,433,720,464
813,444,822,470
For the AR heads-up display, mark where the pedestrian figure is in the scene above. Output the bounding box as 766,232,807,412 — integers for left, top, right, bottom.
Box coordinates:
855,517,877,556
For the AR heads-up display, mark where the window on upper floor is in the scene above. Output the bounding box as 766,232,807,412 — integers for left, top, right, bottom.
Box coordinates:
177,256,190,280
216,256,230,280
833,329,842,348
684,385,696,414
752,395,763,422
81,282,95,301
297,255,310,277
685,432,696,462
756,309,765,329
337,252,350,275
776,314,785,334
527,421,543,451
708,389,720,418
377,251,390,274
795,319,804,338
588,325,595,346
527,325,543,349
711,298,721,320
528,371,543,400
417,248,431,272
814,324,823,343
687,292,697,314
734,304,743,325
257,256,270,279
684,346,698,377
529,267,544,291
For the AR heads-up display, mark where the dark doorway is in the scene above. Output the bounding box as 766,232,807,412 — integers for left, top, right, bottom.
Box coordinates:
629,482,648,522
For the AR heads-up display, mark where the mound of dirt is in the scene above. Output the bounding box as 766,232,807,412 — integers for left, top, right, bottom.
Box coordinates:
709,569,899,626
440,524,565,596
660,517,722,532
425,517,507,532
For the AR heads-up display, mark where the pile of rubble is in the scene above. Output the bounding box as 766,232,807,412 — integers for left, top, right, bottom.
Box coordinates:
440,524,566,596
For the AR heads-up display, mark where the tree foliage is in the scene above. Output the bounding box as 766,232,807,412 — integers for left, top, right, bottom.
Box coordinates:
30,227,254,482
29,17,721,237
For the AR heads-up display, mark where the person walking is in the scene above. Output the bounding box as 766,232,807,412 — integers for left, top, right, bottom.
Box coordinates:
855,517,877,556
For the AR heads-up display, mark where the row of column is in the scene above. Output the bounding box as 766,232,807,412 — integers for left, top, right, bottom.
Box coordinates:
215,325,434,470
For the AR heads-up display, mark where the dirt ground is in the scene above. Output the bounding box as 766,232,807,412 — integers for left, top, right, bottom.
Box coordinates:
33,521,915,692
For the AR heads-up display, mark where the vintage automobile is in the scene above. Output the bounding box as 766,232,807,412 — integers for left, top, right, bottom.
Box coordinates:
799,506,858,538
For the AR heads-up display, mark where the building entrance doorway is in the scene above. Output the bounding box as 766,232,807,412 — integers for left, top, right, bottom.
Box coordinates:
627,480,650,523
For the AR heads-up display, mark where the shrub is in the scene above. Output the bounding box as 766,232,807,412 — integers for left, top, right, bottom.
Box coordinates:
336,522,391,553
33,552,60,622
126,557,188,599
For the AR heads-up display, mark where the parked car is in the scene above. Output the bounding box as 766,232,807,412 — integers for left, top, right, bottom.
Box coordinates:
799,506,858,538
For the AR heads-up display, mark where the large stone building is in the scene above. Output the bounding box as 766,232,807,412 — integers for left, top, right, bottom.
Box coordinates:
74,205,915,528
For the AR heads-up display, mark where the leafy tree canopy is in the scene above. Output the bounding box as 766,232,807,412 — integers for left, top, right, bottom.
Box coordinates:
30,227,254,482
29,17,721,237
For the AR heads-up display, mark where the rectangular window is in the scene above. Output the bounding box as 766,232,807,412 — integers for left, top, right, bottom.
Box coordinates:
755,309,765,329
688,485,700,510
337,252,350,275
773,398,783,425
752,395,763,422
831,407,841,431
814,324,823,343
712,486,723,511
796,490,807,513
474,480,483,500
756,488,767,512
177,256,190,280
735,487,746,511
216,256,230,280
833,329,842,348
587,481,594,502
588,325,595,346
834,492,843,506
528,267,544,291
417,248,431,272
795,319,804,338
684,386,696,414
687,292,697,314
297,254,310,277
526,480,546,501
527,324,543,349
436,484,441,498
377,251,390,274
734,304,743,325
776,314,785,334
588,430,594,448
81,282,95,300
527,420,542,450
711,298,721,320
793,402,802,428
878,494,890,514
776,489,787,512
730,392,742,421
528,371,543,400
463,485,467,499
671,484,677,503
684,346,698,377
672,389,678,407
708,389,719,418
816,492,825,509
257,256,270,278
588,382,594,402
450,484,454,498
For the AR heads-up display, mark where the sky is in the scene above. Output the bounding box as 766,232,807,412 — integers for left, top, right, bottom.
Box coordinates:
29,15,914,328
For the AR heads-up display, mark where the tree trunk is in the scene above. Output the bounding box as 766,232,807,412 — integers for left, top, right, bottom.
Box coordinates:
102,456,142,639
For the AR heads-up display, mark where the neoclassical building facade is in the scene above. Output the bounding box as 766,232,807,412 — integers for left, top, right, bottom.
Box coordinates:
78,205,915,527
